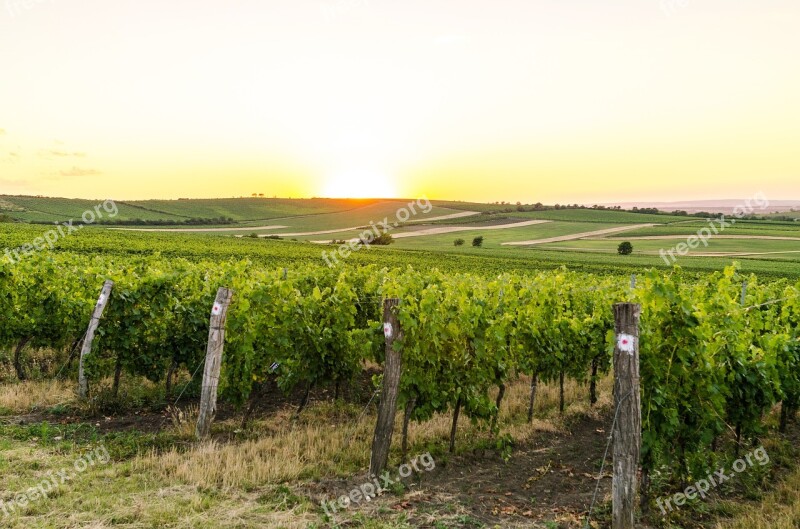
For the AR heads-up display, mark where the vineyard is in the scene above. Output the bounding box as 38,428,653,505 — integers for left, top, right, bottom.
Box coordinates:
2,252,799,515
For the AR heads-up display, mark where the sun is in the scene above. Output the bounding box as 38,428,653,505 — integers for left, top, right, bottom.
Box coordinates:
321,170,398,199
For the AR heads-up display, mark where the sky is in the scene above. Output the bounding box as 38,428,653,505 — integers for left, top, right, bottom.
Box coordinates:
0,0,798,203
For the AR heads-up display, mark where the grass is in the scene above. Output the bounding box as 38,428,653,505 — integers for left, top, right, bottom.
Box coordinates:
539,238,800,259
615,221,800,239
4,221,800,278
0,373,607,528
0,196,390,224
313,221,624,247
0,372,797,528
0,379,75,414
237,201,463,233
1,196,465,227
715,464,800,529
501,208,690,224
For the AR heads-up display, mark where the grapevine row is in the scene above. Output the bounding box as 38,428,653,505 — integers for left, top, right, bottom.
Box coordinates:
1,253,798,485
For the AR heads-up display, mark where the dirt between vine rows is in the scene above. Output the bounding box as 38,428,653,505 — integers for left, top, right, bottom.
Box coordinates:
307,414,621,528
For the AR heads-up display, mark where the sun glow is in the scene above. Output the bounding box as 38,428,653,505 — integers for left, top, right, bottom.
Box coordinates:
321,170,398,199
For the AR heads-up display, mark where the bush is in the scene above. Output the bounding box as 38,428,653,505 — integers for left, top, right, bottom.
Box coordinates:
472,236,484,247
617,241,633,255
454,238,465,247
360,232,394,246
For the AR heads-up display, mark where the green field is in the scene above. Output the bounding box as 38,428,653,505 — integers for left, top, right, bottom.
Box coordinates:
3,196,800,278
493,208,690,224
0,196,388,224
2,199,800,529
540,238,800,259
232,201,466,233
0,195,507,225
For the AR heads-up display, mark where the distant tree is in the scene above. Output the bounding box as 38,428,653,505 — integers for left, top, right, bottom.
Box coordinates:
454,238,465,247
362,232,394,246
472,236,484,248
617,241,634,255
0,214,14,223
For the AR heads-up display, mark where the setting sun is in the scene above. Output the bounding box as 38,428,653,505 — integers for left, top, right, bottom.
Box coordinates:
321,170,398,199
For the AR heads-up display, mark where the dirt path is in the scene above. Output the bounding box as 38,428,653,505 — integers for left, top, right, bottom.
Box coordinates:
536,246,800,258
406,210,480,223
311,414,614,528
112,225,289,233
309,219,551,243
681,250,800,257
501,224,658,246
601,234,800,241
111,210,480,235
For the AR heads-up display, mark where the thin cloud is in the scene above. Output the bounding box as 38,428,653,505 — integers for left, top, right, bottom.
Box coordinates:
0,177,30,187
38,149,87,159
1,151,20,163
59,166,103,177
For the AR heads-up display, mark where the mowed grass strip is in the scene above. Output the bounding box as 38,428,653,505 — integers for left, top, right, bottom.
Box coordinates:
539,238,800,260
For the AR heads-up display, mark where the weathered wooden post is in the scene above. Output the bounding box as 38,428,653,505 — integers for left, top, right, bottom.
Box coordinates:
613,303,642,529
196,287,234,440
369,298,402,477
78,280,114,398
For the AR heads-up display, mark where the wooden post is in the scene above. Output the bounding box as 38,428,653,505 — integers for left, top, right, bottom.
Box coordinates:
196,287,234,440
741,281,748,306
78,280,114,398
630,274,637,289
612,303,642,529
369,298,402,477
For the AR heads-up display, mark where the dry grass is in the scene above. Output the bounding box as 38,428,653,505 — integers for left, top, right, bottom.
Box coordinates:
716,465,800,529
141,374,614,491
0,379,75,413
165,404,199,437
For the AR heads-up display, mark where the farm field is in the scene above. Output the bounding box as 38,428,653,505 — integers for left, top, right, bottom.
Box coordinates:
3,200,800,529
539,238,800,260
0,196,424,224
0,196,488,227
3,221,800,278
1,253,799,529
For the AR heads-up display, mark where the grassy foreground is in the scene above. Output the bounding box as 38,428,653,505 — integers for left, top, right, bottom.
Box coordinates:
0,374,797,528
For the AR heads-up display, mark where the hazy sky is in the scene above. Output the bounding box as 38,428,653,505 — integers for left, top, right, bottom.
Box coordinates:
1,0,798,203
